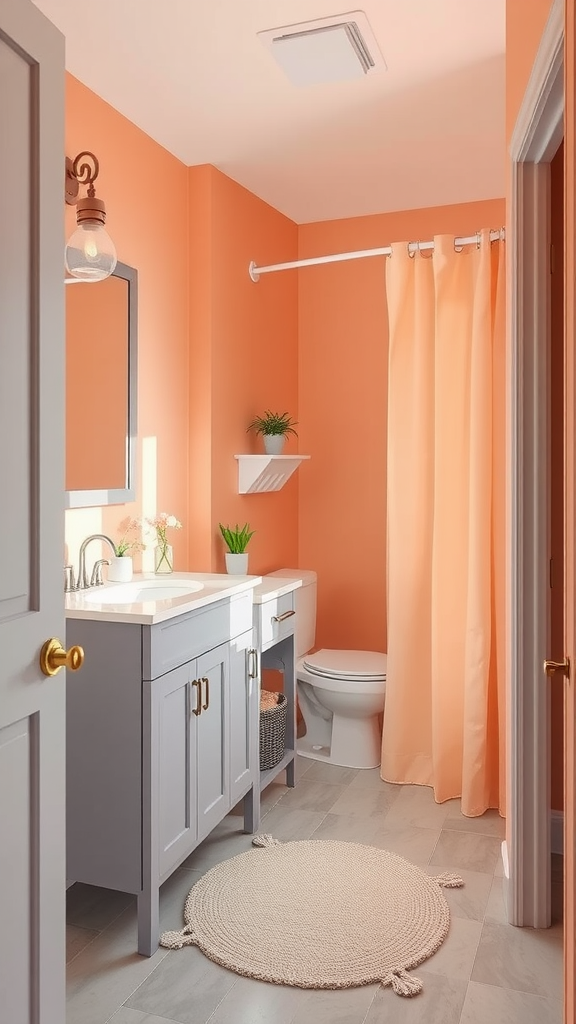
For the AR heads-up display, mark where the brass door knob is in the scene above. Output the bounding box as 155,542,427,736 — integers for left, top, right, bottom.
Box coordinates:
543,657,570,678
40,638,84,677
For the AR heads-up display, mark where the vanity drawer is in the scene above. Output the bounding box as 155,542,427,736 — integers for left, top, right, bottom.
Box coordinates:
257,592,297,650
144,591,253,679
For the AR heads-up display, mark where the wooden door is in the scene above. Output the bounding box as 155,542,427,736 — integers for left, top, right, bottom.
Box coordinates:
196,644,230,842
565,6,576,1020
0,2,65,1021
565,4,576,1020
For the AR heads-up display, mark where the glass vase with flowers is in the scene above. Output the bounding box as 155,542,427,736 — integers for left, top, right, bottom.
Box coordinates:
147,513,182,574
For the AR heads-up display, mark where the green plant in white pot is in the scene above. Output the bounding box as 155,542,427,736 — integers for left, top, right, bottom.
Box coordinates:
247,410,298,455
219,522,255,575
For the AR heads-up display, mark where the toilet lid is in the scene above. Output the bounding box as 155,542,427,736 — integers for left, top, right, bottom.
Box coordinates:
302,649,387,681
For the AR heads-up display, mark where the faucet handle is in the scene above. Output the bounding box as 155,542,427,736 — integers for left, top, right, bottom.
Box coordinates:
90,559,110,587
64,565,76,593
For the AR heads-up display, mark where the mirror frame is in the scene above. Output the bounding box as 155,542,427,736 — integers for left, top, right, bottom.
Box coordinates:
65,260,138,509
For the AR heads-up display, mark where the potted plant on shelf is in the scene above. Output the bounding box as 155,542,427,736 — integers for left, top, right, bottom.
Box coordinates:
108,517,144,582
219,522,255,575
247,410,298,456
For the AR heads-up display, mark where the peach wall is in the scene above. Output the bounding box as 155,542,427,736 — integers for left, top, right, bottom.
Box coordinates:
64,74,189,569
506,0,555,141
188,165,300,575
64,76,300,579
298,199,505,652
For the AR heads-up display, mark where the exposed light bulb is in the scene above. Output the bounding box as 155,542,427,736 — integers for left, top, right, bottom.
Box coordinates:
65,219,117,282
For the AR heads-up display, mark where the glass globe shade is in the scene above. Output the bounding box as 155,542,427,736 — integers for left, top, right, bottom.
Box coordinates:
65,220,117,281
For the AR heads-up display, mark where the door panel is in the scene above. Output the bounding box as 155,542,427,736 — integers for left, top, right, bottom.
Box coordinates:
0,718,38,1023
0,2,65,1022
565,4,576,1018
156,664,197,878
196,645,230,842
229,630,254,805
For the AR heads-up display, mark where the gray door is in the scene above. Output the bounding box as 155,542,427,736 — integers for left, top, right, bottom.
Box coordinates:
196,645,230,842
155,662,198,878
229,630,254,805
0,2,65,1022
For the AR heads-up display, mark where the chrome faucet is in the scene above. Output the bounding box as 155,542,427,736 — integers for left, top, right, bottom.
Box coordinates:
76,534,117,590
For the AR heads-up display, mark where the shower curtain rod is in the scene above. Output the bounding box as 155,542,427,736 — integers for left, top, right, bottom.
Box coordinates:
248,227,505,282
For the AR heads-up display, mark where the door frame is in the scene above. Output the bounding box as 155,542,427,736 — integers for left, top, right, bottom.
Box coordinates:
508,0,563,928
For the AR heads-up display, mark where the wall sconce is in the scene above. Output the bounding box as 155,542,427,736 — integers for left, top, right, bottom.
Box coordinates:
65,151,117,281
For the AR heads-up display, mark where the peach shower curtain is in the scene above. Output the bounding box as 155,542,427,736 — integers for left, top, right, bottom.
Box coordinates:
381,231,506,816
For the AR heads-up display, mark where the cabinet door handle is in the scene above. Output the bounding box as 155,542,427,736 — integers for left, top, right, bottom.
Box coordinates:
201,676,210,711
272,609,296,623
191,679,202,716
248,648,259,679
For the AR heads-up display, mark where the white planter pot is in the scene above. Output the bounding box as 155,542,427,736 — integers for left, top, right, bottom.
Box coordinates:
263,434,285,455
225,552,249,575
108,556,133,583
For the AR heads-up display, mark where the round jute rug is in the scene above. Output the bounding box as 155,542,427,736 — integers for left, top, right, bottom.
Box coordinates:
160,836,463,997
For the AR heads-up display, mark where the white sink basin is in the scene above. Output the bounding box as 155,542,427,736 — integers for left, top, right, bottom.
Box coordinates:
84,579,204,605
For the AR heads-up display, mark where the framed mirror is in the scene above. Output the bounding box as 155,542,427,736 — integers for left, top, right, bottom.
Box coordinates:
65,261,138,509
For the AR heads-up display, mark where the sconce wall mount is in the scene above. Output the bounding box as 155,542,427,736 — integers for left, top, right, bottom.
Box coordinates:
65,150,117,281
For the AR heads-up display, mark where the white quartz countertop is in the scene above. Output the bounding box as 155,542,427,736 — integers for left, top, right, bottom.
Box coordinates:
64,572,262,625
252,577,302,603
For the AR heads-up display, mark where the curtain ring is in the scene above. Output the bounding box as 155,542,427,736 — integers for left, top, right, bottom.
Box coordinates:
476,231,481,249
408,242,416,259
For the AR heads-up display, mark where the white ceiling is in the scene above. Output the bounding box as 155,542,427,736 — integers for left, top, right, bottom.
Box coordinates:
33,0,506,224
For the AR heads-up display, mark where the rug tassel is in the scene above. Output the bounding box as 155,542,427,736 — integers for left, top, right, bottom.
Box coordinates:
159,924,197,950
433,872,465,889
252,834,281,848
384,968,423,997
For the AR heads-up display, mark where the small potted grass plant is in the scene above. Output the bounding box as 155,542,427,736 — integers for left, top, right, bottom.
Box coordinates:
109,517,144,582
247,410,298,455
219,522,254,575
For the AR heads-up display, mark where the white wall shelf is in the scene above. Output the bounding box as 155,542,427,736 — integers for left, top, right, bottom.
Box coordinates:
234,454,310,494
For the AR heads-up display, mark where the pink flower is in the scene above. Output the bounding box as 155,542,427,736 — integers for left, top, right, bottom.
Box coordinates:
115,516,144,556
146,512,182,547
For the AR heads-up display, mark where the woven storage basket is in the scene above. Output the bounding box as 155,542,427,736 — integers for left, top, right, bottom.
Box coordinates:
259,691,288,771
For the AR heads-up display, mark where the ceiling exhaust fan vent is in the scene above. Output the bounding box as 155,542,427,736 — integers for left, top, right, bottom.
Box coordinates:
258,11,386,87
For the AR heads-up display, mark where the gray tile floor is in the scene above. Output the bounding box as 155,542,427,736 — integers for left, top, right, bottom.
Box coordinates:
66,758,564,1024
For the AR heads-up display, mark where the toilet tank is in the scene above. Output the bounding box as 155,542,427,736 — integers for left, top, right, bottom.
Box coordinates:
265,569,317,658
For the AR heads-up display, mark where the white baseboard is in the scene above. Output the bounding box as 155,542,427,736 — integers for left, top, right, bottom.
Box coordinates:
551,810,564,856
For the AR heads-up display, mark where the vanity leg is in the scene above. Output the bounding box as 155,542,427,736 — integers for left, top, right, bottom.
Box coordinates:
137,885,159,957
286,757,296,788
243,783,260,834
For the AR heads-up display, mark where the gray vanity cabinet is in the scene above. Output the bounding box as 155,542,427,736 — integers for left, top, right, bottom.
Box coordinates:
66,591,259,956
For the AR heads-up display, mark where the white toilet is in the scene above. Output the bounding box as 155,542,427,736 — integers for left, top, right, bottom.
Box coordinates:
266,570,386,770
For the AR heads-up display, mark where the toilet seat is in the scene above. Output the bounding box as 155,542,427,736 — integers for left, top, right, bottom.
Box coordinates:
302,649,387,682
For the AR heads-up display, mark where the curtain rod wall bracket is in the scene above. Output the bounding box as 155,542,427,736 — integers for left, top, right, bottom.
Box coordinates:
248,261,260,283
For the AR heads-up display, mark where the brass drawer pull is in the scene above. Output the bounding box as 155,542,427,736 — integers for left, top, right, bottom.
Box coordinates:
272,609,296,623
191,679,202,716
202,676,210,710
